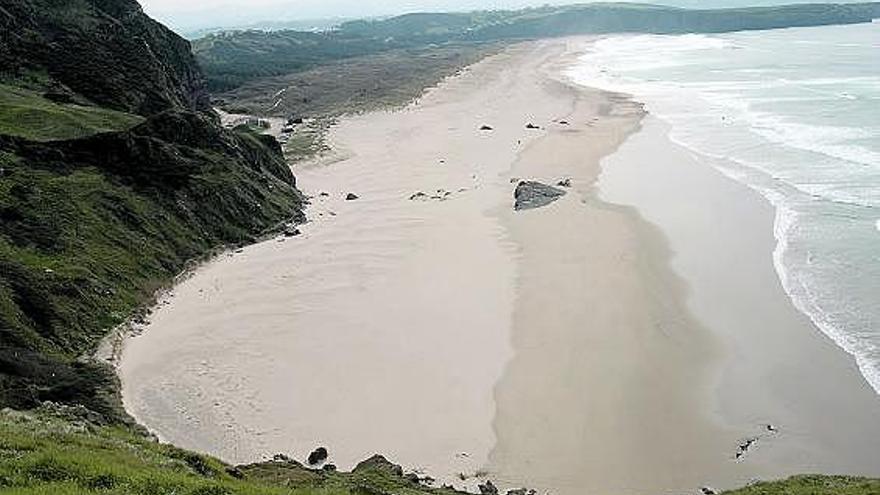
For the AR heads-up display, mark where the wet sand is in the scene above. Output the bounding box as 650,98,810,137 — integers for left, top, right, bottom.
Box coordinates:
119,38,880,494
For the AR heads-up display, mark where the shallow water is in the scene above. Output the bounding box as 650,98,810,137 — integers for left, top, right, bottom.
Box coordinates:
567,22,880,394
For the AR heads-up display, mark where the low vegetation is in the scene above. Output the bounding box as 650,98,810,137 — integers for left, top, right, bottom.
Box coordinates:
215,44,498,118
0,407,458,495
722,475,880,495
0,85,144,142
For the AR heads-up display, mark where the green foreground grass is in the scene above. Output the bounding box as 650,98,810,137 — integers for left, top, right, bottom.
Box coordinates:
0,408,454,495
1,408,877,495
0,85,144,142
724,476,880,495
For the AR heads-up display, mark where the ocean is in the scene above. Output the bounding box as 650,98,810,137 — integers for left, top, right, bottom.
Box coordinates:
567,22,880,394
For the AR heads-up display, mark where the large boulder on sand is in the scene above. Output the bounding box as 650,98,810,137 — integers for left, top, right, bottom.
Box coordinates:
307,447,328,465
514,181,566,211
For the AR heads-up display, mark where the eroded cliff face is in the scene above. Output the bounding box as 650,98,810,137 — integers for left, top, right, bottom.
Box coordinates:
1,0,209,115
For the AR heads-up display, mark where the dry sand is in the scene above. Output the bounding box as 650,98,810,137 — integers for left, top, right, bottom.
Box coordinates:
119,38,880,495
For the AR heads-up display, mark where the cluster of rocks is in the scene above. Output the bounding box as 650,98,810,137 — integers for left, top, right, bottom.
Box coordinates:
734,437,758,460
480,120,574,132
410,188,464,202
314,192,359,201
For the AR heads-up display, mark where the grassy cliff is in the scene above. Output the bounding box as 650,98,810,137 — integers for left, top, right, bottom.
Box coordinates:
0,0,304,418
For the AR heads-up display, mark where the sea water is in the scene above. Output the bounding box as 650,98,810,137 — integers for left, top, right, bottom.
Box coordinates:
567,22,880,394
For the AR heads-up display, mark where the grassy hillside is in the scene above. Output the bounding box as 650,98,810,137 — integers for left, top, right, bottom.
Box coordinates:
0,85,144,142
193,2,880,93
0,0,305,419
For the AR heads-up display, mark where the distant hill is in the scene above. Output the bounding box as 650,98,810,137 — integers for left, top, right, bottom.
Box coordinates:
194,2,880,92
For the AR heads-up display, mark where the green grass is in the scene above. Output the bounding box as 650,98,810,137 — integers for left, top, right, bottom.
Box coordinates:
283,119,332,163
0,408,455,495
0,84,144,142
721,475,880,495
1,408,878,495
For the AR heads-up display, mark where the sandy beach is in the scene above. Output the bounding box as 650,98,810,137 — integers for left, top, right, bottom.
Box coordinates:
119,38,880,494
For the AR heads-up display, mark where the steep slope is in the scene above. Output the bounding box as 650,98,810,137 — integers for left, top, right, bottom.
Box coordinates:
0,0,208,115
0,0,304,419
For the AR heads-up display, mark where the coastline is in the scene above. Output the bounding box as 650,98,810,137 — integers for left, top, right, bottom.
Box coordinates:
117,37,880,495
597,116,880,486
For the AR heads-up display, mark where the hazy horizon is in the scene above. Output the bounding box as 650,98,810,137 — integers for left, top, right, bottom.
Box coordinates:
138,0,872,34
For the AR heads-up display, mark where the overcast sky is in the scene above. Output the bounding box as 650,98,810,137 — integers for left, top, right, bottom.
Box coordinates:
139,0,573,31
138,0,855,33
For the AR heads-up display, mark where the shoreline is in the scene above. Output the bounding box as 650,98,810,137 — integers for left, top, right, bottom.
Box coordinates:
117,37,880,495
597,115,880,487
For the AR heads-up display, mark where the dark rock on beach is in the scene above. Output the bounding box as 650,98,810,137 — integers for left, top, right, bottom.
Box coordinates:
346,193,360,201
526,123,540,129
308,447,329,465
557,178,572,188
284,227,302,237
480,125,494,131
514,181,567,211
479,480,499,495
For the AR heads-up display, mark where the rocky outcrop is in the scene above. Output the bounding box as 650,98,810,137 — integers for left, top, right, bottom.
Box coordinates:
353,455,405,477
514,180,567,210
0,0,210,116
